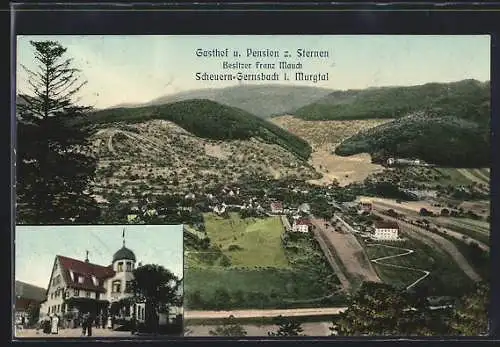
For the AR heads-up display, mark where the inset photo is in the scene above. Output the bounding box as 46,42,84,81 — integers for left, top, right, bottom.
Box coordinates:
14,224,184,339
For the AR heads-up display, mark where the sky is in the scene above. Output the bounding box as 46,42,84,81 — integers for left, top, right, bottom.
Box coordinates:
15,224,184,289
16,35,490,109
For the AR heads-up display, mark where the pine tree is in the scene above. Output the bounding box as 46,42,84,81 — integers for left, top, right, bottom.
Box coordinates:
16,40,99,223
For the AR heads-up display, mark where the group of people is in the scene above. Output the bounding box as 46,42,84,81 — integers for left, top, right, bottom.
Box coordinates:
39,313,60,335
81,312,95,337
29,311,139,337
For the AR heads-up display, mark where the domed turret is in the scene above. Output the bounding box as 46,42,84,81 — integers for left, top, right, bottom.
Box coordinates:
112,246,136,262
113,228,136,262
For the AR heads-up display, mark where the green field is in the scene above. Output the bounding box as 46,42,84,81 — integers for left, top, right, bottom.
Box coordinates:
204,213,289,268
185,213,342,310
429,217,490,246
362,236,475,296
433,168,475,186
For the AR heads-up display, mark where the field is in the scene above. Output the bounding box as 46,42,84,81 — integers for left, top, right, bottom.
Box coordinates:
203,213,288,267
362,234,476,296
429,217,490,246
184,213,342,310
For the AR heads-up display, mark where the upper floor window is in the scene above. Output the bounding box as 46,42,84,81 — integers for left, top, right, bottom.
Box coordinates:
74,289,80,297
91,275,99,286
126,262,132,272
112,280,121,293
125,281,133,293
117,262,123,272
78,276,84,284
52,274,61,286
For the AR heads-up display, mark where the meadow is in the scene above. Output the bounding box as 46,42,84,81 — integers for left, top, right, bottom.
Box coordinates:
362,235,475,296
184,213,342,310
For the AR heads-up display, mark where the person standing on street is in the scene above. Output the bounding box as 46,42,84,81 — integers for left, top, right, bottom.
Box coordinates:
50,314,59,335
86,312,93,337
81,313,88,336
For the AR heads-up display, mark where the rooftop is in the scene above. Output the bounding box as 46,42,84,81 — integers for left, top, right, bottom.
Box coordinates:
57,255,115,293
374,221,399,229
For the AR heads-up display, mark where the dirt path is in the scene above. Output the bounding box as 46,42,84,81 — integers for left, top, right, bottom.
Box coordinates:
312,219,381,285
184,307,347,319
311,223,352,292
371,211,482,282
367,243,430,290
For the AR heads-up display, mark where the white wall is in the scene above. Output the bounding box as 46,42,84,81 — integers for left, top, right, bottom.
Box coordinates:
374,228,399,240
105,259,136,303
40,258,65,318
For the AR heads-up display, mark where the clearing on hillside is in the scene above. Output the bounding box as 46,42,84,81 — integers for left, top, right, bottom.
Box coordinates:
271,115,391,186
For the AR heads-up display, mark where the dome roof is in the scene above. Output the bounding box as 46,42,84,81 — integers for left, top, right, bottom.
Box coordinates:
112,246,136,262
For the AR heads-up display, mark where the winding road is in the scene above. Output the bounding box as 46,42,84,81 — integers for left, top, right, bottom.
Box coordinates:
366,243,430,291
372,211,482,282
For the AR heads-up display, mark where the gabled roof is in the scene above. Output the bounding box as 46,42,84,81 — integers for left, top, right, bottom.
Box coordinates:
271,202,283,209
295,219,312,226
374,221,399,229
57,255,115,293
15,281,46,302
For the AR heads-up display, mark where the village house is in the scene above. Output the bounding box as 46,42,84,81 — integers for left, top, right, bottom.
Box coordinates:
372,220,400,241
184,193,196,200
213,204,227,215
292,219,313,233
297,203,311,215
15,281,47,325
270,202,284,214
359,200,373,214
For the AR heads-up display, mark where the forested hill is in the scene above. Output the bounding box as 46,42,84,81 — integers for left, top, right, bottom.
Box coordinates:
85,99,312,160
293,79,490,122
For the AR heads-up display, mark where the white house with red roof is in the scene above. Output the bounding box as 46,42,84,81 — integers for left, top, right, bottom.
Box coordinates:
270,202,284,214
292,219,313,233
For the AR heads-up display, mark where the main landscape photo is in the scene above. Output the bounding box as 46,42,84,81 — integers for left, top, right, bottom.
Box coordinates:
15,35,490,337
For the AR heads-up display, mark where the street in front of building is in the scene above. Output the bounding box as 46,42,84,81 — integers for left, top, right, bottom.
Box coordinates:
15,327,136,338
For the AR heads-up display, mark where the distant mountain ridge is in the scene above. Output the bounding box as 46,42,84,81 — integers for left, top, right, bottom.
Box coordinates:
109,84,333,118
293,79,490,121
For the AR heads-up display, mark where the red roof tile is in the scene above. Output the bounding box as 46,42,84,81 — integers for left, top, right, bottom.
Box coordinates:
295,219,312,226
271,202,283,210
57,255,115,293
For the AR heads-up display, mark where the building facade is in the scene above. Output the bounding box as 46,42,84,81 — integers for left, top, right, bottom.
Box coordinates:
270,202,284,214
292,219,312,233
39,240,144,326
373,221,400,241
